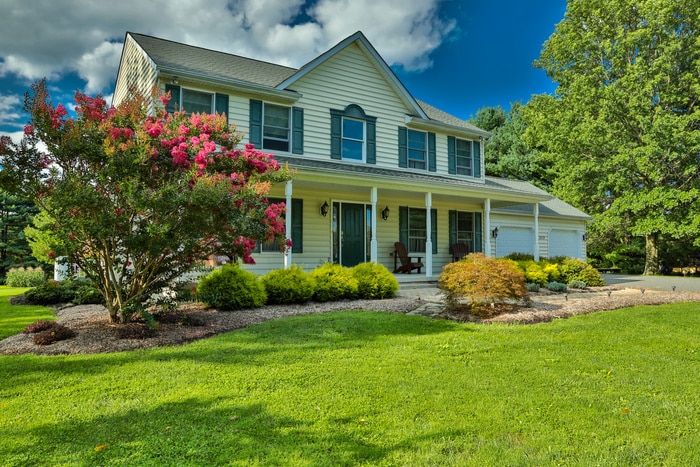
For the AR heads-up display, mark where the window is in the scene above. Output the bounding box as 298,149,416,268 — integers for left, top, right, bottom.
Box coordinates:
330,105,376,163
398,128,436,171
449,210,483,253
342,118,365,161
399,206,438,254
164,84,229,122
249,100,303,154
448,136,482,177
262,104,290,152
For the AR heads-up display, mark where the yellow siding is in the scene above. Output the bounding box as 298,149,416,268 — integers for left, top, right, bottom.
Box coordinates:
113,36,157,107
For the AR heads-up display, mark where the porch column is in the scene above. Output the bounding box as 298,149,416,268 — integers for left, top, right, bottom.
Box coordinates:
425,192,433,277
370,187,378,262
284,180,293,269
484,198,492,257
533,202,540,261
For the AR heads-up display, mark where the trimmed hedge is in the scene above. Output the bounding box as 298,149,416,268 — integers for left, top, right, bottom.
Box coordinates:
197,264,267,311
310,263,358,302
261,265,315,305
351,262,399,299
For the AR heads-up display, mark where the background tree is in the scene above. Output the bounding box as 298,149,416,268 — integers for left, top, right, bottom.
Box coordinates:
0,191,42,280
523,0,700,274
472,103,553,188
0,81,290,322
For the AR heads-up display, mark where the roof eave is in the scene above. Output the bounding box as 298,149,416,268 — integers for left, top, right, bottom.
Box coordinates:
405,115,492,139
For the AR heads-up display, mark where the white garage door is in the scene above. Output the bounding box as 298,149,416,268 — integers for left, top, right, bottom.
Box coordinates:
549,229,580,258
496,226,534,257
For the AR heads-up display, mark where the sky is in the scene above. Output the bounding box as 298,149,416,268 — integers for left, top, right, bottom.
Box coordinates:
0,0,567,142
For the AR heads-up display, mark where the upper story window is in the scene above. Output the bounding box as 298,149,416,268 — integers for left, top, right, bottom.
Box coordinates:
448,136,482,178
407,130,427,170
398,127,436,172
262,104,290,152
331,104,376,163
342,117,365,161
165,84,229,122
249,100,304,154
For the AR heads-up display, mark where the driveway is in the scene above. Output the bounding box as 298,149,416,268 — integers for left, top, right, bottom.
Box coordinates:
602,274,700,292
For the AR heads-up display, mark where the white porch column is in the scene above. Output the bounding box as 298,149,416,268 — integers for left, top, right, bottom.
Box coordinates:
425,192,433,277
370,187,378,262
284,180,293,269
484,198,492,257
533,202,540,261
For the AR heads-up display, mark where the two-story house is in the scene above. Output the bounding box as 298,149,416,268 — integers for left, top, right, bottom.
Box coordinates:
113,31,590,277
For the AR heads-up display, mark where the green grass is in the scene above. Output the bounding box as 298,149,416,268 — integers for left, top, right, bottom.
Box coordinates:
0,287,54,339
1,288,699,465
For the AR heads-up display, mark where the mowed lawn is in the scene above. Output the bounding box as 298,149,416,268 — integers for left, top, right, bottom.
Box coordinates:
1,289,699,466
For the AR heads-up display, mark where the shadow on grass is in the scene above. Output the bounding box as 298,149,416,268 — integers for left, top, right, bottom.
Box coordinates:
3,395,473,466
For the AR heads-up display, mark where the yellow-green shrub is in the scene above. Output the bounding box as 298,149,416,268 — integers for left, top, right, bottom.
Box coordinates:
261,265,315,304
542,262,562,282
197,264,267,310
351,262,399,299
310,263,358,302
518,260,549,286
559,258,605,286
439,253,528,317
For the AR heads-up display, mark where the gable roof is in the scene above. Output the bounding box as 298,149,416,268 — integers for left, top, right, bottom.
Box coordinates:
493,196,591,220
125,31,486,135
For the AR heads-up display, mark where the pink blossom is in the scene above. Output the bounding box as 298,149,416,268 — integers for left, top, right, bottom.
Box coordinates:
110,127,123,140
160,94,170,108
24,124,34,135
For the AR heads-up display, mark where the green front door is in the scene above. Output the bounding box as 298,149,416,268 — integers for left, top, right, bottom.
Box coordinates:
341,203,365,267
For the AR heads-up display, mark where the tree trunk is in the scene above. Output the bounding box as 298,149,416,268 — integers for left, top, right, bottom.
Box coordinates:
643,233,660,275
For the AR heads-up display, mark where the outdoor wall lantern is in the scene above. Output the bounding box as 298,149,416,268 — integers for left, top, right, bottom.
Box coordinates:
320,201,329,217
381,206,390,221
491,227,499,239
170,76,179,85
582,233,588,241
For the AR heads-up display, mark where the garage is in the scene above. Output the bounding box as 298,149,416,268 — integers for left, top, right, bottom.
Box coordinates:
495,226,534,257
549,229,581,259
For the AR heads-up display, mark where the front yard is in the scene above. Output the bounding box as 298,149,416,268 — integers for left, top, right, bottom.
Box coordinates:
1,292,699,465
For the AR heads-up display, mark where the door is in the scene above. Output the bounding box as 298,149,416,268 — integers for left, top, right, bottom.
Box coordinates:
549,229,581,258
341,203,365,267
496,226,534,257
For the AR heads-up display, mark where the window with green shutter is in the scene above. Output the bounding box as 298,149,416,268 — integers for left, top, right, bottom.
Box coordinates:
449,210,482,253
330,104,376,163
399,128,436,172
399,206,437,254
250,100,303,154
164,84,229,124
448,136,482,177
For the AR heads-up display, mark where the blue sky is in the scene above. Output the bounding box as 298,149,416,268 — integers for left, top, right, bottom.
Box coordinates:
0,0,566,142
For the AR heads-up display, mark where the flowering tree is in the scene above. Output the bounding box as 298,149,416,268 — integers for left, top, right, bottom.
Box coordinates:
0,80,290,323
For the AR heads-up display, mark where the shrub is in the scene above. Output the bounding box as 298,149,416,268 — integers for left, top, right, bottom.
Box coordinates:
32,323,76,345
547,282,568,292
24,280,71,305
505,252,535,261
5,267,46,287
517,260,549,286
115,323,158,340
542,262,562,283
559,258,605,286
568,280,587,289
22,319,57,334
526,282,541,292
352,262,399,299
310,263,358,302
261,265,315,304
439,253,528,318
197,264,267,311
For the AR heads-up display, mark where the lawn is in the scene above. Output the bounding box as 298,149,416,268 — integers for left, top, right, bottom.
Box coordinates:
1,290,699,466
0,287,54,340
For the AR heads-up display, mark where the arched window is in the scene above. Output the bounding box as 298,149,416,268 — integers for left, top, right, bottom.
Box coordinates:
330,104,376,163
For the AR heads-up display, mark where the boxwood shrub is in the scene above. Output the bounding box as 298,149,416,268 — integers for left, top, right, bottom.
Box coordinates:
310,263,358,302
197,264,267,310
261,265,315,305
351,262,399,299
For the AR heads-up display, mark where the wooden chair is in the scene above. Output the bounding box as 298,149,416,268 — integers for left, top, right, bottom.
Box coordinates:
451,243,469,262
393,242,423,274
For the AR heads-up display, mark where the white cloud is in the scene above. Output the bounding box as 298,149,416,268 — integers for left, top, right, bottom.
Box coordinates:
0,93,22,127
76,41,123,94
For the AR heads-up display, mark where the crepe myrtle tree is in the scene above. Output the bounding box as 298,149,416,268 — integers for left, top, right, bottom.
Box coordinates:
0,80,290,323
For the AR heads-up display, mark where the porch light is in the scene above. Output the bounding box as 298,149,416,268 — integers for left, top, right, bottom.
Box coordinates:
320,201,329,217
170,76,179,85
491,227,499,239
381,206,390,221
582,233,588,241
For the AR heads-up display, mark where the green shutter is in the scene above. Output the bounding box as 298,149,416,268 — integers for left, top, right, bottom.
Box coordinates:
366,116,376,164
291,198,303,253
292,107,304,154
474,212,483,253
399,206,408,246
428,132,436,172
431,208,438,254
330,109,342,160
164,84,180,113
473,141,482,178
249,100,262,148
398,127,408,168
448,210,457,253
215,93,229,123
447,136,456,174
